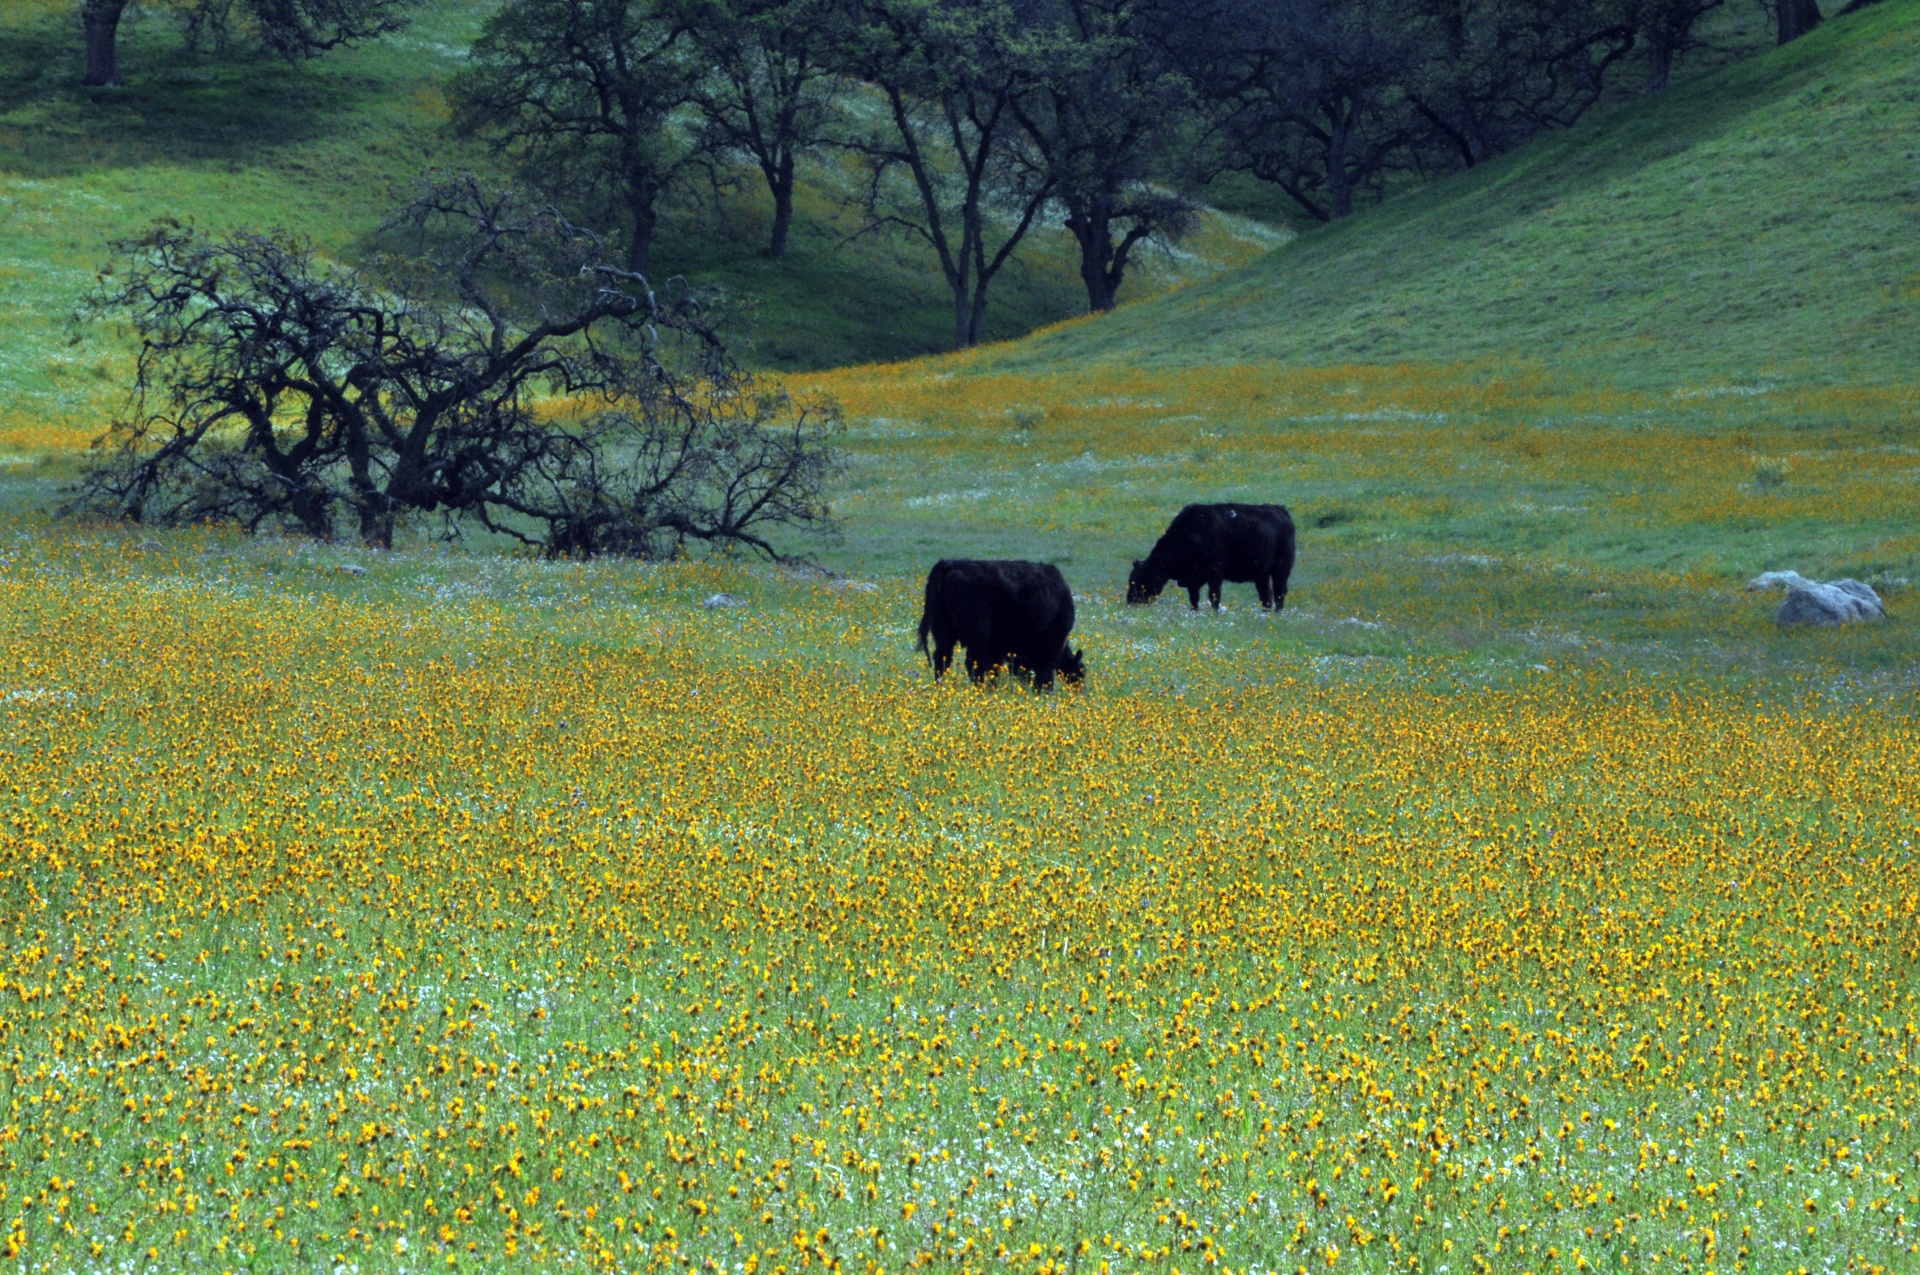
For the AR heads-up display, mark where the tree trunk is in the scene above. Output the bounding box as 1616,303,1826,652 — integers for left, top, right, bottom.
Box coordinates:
1326,109,1356,219
766,152,795,258
359,506,394,549
1646,30,1675,91
966,285,990,349
953,280,975,350
629,176,668,276
1326,151,1354,220
1081,259,1119,314
288,487,335,542
1778,0,1823,43
81,0,127,88
1067,205,1120,314
627,194,658,277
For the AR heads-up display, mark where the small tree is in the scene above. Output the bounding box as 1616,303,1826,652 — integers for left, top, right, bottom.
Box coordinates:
837,0,1054,349
1010,0,1199,312
1772,0,1824,43
1629,0,1724,91
452,0,702,276
680,0,843,257
1171,0,1419,223
79,0,417,88
71,177,841,559
1404,0,1638,170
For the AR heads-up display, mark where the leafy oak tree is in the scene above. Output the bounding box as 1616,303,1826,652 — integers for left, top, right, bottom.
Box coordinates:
680,0,843,257
1168,0,1420,222
837,0,1054,349
1009,0,1198,312
451,0,702,276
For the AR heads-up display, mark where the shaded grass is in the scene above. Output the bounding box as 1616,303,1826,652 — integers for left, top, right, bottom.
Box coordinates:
0,1,1279,444
991,0,1920,391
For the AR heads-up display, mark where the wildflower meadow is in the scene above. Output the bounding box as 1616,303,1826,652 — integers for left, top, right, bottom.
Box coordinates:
0,359,1916,1275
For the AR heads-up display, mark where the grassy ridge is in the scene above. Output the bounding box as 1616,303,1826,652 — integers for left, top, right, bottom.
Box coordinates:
993,0,1920,388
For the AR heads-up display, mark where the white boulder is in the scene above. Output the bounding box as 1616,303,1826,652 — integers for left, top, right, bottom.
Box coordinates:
1747,571,1885,626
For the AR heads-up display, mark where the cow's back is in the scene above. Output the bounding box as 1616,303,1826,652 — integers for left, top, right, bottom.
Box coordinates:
1222,503,1293,564
922,558,1074,673
1150,504,1225,570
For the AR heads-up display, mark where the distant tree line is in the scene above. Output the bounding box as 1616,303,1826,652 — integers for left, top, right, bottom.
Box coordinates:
76,0,1869,343
442,0,1865,345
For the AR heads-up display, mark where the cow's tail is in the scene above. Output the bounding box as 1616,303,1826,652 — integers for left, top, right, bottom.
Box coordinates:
917,563,940,655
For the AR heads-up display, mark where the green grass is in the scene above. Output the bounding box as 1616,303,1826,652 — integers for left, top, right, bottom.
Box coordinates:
0,7,1918,1272
0,0,1279,435
992,0,1920,390
0,514,1915,1273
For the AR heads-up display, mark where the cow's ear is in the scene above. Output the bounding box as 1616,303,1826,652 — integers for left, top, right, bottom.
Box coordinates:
1131,559,1142,570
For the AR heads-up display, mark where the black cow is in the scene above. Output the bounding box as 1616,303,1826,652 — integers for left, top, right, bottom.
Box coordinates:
917,559,1086,690
1127,503,1296,611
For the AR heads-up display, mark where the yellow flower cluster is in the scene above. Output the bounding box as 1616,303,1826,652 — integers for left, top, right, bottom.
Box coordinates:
0,529,1914,1274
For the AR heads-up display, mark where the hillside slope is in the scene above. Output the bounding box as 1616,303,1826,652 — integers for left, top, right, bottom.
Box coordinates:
0,0,1276,451
991,0,1920,387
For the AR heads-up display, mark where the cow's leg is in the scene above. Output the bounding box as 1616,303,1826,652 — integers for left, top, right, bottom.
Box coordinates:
1032,658,1055,692
1186,584,1201,610
1208,578,1223,610
1256,575,1274,609
1273,534,1296,613
932,638,955,680
966,649,990,683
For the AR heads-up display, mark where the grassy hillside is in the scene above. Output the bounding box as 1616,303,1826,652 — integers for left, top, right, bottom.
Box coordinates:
987,0,1920,388
0,0,1278,452
758,4,1920,638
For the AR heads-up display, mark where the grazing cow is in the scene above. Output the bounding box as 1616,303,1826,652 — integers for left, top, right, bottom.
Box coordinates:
917,559,1086,690
1127,503,1296,611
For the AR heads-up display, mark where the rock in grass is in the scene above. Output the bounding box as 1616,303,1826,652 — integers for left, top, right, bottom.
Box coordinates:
702,593,747,610
334,563,367,577
1749,571,1885,626
1777,579,1885,627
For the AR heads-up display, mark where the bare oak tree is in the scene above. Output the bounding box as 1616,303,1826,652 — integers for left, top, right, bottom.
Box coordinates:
71,178,840,559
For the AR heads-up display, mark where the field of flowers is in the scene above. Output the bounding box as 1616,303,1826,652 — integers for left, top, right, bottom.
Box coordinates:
0,506,1916,1275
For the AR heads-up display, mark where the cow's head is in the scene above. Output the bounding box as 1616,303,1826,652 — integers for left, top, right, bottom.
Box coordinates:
1126,560,1166,604
1058,647,1086,686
